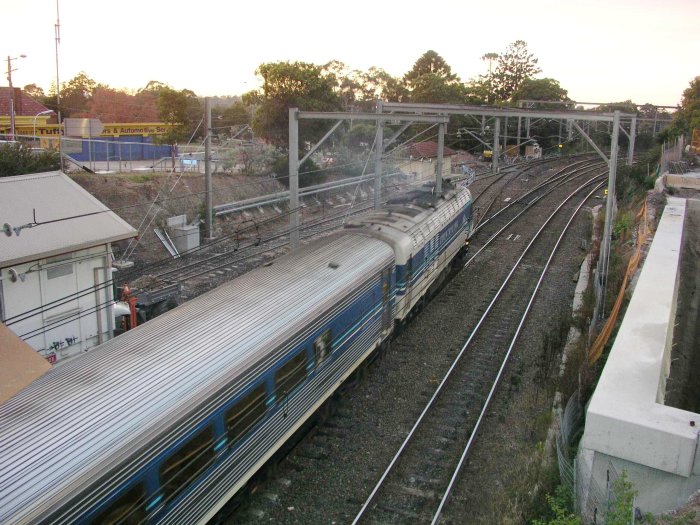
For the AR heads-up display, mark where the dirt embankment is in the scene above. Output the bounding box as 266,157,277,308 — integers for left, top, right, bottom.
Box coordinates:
70,171,285,264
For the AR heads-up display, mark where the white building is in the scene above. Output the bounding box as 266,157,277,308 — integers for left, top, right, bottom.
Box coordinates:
0,171,136,365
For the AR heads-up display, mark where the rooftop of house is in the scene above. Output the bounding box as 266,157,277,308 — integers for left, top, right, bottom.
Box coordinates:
0,88,53,119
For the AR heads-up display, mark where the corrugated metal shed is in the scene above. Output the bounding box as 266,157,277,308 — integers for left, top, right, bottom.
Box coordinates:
0,171,136,266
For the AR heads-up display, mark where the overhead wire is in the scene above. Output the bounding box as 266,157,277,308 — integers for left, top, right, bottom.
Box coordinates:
7,117,460,335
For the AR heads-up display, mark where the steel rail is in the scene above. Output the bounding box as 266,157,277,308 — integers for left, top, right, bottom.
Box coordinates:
462,162,606,270
430,178,607,525
472,157,605,234
351,172,606,525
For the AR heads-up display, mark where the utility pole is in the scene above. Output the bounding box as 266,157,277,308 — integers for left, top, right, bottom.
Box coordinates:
7,56,16,139
55,0,63,171
204,97,214,240
6,55,25,139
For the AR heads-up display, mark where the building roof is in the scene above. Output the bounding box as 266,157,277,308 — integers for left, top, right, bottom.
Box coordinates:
0,171,137,267
0,322,51,405
407,140,456,159
0,88,51,118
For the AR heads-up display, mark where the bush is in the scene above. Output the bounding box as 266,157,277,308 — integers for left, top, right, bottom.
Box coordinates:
0,143,60,176
532,485,581,525
272,155,324,188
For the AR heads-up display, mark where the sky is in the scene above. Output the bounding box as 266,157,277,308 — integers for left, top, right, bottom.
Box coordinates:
2,0,699,107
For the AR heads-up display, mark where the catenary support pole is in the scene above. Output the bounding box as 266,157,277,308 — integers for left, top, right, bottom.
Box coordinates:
436,122,444,197
598,110,620,319
374,116,384,210
204,97,214,240
628,117,637,165
492,117,500,173
289,108,300,248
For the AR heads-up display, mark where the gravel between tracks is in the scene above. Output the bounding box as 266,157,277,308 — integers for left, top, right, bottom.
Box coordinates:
227,162,596,524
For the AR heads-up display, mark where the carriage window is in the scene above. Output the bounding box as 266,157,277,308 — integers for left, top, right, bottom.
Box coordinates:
159,426,215,503
314,330,333,366
225,384,267,443
89,483,146,524
275,351,308,399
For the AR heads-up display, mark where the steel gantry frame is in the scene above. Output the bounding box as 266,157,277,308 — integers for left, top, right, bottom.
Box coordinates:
288,108,449,248
380,102,636,322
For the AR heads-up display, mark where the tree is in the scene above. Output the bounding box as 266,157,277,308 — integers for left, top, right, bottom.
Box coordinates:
492,40,542,102
139,80,168,94
86,86,159,122
511,78,569,107
222,101,251,127
23,84,46,100
248,61,342,146
409,73,467,104
358,67,408,103
404,51,465,104
404,50,458,84
680,75,700,131
476,52,499,104
59,72,98,117
662,76,700,140
153,86,202,167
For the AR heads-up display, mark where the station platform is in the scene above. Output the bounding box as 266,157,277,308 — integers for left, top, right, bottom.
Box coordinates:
577,197,700,515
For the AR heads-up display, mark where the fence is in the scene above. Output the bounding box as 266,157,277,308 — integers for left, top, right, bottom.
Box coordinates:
558,390,629,524
659,136,686,175
588,199,650,364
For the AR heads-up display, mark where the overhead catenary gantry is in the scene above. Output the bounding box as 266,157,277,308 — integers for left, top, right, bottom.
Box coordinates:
288,108,449,248
379,101,636,323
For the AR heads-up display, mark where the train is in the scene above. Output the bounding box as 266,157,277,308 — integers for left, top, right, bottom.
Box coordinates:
0,181,473,524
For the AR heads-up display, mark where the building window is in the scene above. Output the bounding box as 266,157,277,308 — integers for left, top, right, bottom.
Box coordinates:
46,254,73,280
225,384,267,444
159,426,215,503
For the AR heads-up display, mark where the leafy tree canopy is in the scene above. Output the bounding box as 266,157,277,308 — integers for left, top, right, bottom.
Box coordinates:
661,75,700,140
405,50,458,84
679,76,700,132
401,50,465,104
222,101,250,127
492,40,542,102
511,78,569,107
155,86,202,144
409,73,467,104
247,61,342,146
81,86,159,122
56,72,100,117
23,83,46,100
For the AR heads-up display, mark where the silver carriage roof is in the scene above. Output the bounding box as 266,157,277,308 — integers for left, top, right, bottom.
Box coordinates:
0,232,394,523
344,184,472,264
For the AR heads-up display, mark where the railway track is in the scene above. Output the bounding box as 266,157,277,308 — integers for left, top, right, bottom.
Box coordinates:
218,157,608,524
351,175,606,524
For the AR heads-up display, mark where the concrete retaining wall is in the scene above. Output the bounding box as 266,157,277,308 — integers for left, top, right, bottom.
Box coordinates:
577,197,700,514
